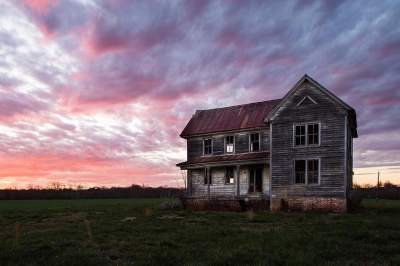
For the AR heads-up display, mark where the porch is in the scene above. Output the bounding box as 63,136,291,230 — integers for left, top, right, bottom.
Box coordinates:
177,154,269,201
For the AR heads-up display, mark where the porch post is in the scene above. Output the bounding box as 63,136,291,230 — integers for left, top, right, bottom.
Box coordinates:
236,165,240,198
187,169,192,197
207,166,211,199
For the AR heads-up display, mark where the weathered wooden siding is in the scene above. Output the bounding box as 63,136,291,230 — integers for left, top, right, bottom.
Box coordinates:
346,123,353,194
189,165,270,198
186,129,269,160
271,80,348,199
190,169,206,196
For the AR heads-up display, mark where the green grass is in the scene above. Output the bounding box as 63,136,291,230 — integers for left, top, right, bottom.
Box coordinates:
0,198,399,265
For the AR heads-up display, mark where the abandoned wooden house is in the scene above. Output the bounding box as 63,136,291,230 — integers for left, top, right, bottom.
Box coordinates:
177,74,357,212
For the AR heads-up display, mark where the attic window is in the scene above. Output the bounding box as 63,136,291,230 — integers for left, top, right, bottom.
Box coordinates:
297,96,317,106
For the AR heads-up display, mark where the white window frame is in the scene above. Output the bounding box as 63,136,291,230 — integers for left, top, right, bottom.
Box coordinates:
293,122,321,147
224,135,235,154
203,138,213,156
249,132,261,152
293,158,321,185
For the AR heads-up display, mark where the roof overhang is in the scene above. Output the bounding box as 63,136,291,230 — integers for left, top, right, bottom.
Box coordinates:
177,152,270,170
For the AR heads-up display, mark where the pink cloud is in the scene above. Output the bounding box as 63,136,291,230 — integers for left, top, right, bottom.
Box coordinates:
23,0,57,15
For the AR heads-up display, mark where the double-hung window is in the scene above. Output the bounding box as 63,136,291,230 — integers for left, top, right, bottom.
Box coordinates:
203,139,212,155
225,136,234,153
308,124,319,145
294,159,320,185
295,125,306,146
294,123,319,146
250,133,260,152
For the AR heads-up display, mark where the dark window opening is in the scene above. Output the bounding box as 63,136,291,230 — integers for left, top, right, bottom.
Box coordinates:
203,139,212,155
225,166,235,184
295,125,306,146
295,159,319,185
204,168,212,185
249,167,262,193
307,160,319,184
308,124,319,145
250,133,260,152
225,136,234,153
295,160,306,184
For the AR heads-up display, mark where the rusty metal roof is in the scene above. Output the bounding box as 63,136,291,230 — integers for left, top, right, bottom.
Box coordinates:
177,151,269,168
180,99,281,138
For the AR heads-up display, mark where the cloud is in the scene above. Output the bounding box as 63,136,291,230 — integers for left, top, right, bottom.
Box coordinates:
0,0,398,188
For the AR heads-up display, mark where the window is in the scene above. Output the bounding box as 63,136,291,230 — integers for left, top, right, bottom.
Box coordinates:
225,136,234,153
307,160,319,184
203,139,212,155
294,123,319,146
295,125,306,146
204,168,212,185
225,166,235,184
294,159,319,185
250,133,260,152
308,124,319,145
295,160,306,184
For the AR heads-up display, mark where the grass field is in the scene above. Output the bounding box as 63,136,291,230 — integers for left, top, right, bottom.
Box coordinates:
0,198,399,265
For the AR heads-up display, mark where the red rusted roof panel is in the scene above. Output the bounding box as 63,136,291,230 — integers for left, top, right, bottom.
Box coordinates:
180,99,281,137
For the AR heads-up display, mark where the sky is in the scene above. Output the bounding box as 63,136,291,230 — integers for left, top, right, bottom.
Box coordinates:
0,0,399,189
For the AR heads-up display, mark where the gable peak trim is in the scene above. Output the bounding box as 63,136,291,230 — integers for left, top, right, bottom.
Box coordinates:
297,95,317,106
265,74,354,123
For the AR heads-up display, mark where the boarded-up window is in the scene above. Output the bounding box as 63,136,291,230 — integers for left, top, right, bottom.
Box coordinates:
225,166,235,184
295,160,306,184
295,125,306,146
203,139,212,155
250,133,260,152
225,136,234,153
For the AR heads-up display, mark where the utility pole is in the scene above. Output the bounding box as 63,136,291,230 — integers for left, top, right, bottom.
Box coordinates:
376,171,380,200
377,171,380,188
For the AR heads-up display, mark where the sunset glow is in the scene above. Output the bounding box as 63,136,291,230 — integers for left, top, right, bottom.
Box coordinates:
0,0,399,188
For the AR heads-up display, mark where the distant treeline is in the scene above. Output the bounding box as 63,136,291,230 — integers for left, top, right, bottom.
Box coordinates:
0,185,184,200
353,181,400,200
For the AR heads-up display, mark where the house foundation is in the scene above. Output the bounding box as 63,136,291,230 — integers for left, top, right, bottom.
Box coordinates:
270,197,347,213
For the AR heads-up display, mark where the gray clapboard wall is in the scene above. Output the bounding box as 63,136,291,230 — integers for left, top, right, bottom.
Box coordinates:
186,129,269,160
190,165,271,197
271,80,349,199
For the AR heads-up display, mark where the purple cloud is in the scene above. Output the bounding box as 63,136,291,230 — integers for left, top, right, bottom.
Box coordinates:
0,0,398,187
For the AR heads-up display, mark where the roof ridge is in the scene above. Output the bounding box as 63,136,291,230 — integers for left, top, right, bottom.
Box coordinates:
196,98,282,113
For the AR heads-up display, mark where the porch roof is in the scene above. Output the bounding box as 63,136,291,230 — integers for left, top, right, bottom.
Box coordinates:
177,151,269,169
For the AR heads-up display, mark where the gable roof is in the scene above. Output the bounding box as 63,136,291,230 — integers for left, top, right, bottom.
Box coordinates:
180,99,281,138
180,74,357,138
265,74,358,137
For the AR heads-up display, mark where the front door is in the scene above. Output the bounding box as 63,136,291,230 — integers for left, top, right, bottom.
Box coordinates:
248,167,263,193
